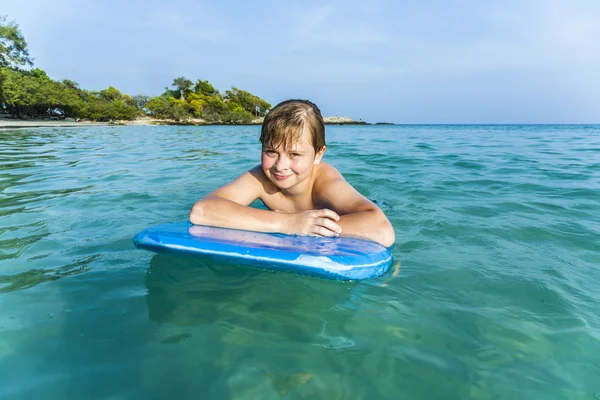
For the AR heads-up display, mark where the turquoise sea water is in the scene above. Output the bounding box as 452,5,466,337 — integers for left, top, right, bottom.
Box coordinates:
1,124,599,399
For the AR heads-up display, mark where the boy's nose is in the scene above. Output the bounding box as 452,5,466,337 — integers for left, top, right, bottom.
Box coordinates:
275,155,290,170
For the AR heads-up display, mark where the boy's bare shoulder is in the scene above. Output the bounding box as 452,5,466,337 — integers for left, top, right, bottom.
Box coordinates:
247,164,279,195
314,162,345,184
313,162,375,214
247,164,266,179
313,162,350,199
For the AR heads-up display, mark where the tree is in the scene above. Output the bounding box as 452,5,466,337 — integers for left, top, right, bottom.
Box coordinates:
99,86,123,102
0,67,136,119
145,95,191,121
0,15,33,69
186,92,207,117
194,79,218,96
224,87,271,117
222,100,253,123
146,96,171,119
132,94,149,112
172,76,193,100
1,67,59,117
61,79,80,91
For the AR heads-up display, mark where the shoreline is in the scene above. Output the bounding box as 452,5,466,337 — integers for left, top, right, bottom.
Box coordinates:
0,115,369,129
3,116,596,129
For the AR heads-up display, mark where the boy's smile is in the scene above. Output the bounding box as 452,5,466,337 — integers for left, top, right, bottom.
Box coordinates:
272,173,291,181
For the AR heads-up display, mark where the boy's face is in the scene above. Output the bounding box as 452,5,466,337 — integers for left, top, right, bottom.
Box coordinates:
261,126,325,190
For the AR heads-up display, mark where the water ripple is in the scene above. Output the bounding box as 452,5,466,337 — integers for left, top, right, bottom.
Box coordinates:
1,124,600,398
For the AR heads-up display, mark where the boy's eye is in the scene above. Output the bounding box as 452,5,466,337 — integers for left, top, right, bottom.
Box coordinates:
290,152,302,157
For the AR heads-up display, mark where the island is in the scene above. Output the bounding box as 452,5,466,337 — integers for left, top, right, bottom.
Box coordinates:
1,16,369,128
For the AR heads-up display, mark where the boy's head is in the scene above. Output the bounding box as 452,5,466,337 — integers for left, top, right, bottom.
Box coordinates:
260,100,325,153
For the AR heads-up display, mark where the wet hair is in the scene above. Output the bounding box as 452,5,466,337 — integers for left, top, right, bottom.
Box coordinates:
260,99,325,153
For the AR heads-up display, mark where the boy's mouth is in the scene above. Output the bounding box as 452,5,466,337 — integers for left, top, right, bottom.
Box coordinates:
273,173,291,181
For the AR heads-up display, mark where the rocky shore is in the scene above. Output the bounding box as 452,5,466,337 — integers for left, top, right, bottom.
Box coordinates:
322,116,367,125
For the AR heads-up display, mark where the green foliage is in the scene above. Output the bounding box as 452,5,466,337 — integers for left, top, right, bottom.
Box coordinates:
0,67,139,120
145,96,170,118
0,67,268,123
222,100,254,122
144,77,269,123
199,95,227,121
224,87,271,117
132,94,150,112
0,67,78,117
146,96,191,121
99,86,123,102
161,87,180,99
194,79,218,96
172,76,193,100
61,79,79,90
168,99,191,121
78,95,139,121
0,16,272,124
0,15,33,69
222,108,254,123
186,92,207,117
28,67,49,80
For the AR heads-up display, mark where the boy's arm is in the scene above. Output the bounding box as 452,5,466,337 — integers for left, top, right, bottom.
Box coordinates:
190,166,342,236
317,178,395,247
189,167,278,231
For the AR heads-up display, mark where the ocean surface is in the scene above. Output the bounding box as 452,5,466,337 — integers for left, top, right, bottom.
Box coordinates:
1,124,599,399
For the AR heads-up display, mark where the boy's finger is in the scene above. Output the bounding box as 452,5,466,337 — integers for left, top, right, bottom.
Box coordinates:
314,226,337,237
318,218,342,234
318,208,340,221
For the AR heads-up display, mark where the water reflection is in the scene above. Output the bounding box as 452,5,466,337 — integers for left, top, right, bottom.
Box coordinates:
144,253,262,326
144,253,363,345
0,255,96,293
143,252,368,397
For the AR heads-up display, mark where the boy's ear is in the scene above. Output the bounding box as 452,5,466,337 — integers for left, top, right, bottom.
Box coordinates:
313,146,326,164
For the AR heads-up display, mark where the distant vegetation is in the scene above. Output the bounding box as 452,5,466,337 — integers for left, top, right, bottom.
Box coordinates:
145,78,271,123
0,15,271,122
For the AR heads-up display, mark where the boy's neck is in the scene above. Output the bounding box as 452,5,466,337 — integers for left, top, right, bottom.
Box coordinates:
280,168,317,200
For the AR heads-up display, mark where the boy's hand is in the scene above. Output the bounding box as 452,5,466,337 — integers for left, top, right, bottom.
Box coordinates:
283,209,342,237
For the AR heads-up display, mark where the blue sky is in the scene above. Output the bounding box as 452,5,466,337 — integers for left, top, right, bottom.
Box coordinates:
3,0,600,123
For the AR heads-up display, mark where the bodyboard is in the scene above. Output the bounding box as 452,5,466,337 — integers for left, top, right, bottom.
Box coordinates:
133,222,393,280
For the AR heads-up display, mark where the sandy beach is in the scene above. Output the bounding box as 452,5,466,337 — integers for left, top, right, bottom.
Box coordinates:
0,119,105,129
0,115,364,129
0,116,160,129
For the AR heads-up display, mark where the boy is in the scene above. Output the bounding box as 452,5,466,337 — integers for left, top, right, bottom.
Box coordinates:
189,99,395,247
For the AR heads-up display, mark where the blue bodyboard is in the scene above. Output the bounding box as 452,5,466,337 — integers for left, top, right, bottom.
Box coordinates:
133,222,392,280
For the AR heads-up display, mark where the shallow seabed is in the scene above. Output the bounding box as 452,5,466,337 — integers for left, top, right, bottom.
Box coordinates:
1,125,599,399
